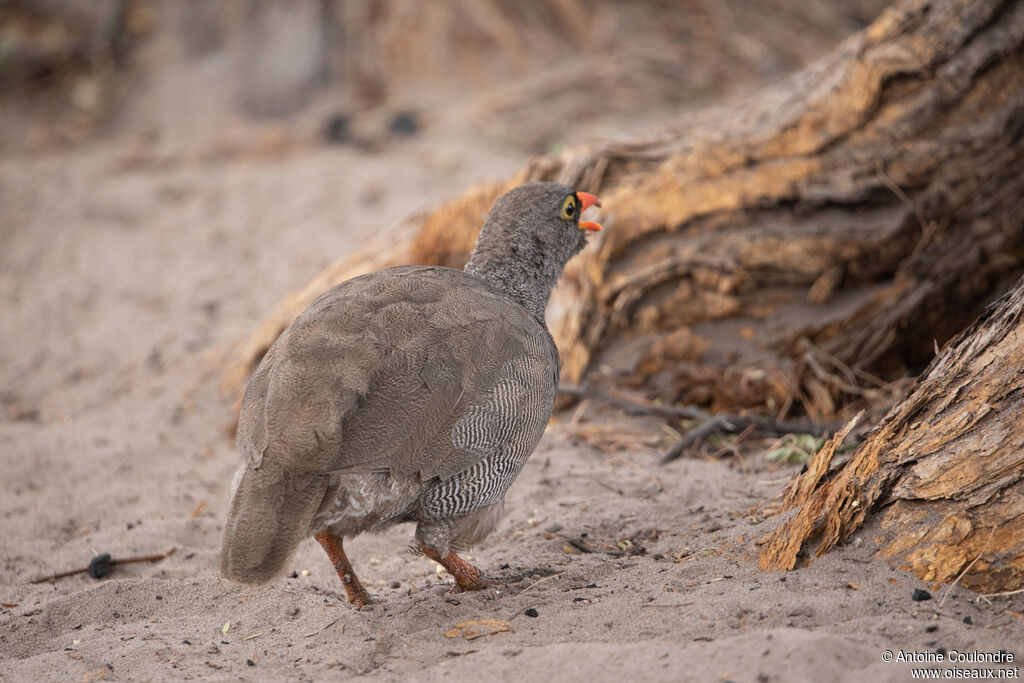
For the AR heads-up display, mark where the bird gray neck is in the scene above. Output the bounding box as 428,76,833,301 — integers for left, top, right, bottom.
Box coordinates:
463,258,558,324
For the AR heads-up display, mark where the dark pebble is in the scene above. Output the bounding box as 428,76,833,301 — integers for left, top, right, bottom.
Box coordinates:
524,608,539,618
912,589,932,601
963,616,973,625
247,659,256,666
323,114,351,143
88,553,112,579
388,111,420,137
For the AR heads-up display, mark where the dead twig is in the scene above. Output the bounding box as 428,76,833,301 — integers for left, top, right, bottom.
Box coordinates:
558,384,832,464
302,619,339,638
31,547,177,584
661,414,833,464
980,587,1024,600
660,417,726,463
517,572,565,596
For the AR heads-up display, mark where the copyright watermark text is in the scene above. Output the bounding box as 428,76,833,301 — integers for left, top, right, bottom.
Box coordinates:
881,649,1019,679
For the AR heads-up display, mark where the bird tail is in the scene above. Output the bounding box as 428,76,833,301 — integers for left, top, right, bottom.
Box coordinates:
219,459,326,584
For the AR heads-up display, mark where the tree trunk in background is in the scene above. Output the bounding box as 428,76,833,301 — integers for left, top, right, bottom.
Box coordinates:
224,0,1024,424
759,275,1024,593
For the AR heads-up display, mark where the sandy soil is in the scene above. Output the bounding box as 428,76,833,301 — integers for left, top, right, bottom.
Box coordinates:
2,22,1023,682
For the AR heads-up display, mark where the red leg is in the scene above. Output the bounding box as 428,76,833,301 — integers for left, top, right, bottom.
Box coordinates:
315,530,374,608
422,548,487,592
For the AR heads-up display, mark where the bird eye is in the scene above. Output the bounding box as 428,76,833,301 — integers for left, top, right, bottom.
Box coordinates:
561,196,576,220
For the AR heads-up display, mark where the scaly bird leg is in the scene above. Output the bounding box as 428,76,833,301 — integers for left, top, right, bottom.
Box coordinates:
314,530,374,608
422,547,487,593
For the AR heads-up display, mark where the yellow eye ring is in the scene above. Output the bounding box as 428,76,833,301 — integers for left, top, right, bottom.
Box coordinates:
561,195,577,220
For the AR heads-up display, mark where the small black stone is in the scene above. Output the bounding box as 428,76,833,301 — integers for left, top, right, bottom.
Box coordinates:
912,588,932,601
247,659,256,667
963,616,973,625
88,553,113,579
323,114,351,143
388,111,420,137
524,608,539,618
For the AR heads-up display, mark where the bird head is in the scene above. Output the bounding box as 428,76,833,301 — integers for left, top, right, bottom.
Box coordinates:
465,182,603,320
473,181,602,269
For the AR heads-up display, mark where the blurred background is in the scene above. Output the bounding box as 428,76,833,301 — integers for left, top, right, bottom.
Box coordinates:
0,0,887,423
2,0,887,155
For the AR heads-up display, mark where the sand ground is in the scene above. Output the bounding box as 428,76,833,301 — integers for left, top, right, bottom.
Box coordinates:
2,37,1023,683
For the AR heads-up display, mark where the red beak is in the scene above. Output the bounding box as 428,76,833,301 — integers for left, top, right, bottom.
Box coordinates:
576,191,602,232
577,192,601,211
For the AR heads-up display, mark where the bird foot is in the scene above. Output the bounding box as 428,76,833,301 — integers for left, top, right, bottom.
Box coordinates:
448,572,488,593
342,576,376,609
423,548,487,593
315,530,376,609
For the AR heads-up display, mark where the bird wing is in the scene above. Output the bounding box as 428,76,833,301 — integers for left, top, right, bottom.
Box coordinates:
236,266,559,482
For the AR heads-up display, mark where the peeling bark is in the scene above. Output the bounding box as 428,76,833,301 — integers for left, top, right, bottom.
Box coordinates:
759,275,1024,593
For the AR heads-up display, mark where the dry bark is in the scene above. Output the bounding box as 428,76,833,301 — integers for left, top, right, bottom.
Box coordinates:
759,275,1024,593
224,0,1024,425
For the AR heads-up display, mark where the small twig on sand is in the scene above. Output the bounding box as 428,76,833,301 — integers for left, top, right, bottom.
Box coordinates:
517,572,564,596
557,384,832,464
940,526,995,608
302,619,339,638
980,587,1024,600
31,547,177,584
660,418,726,463
660,414,832,464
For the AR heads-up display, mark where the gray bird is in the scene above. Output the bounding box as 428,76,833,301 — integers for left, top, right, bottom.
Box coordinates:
220,182,602,606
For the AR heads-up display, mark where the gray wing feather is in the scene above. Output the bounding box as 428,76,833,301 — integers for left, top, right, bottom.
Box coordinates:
236,266,558,483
